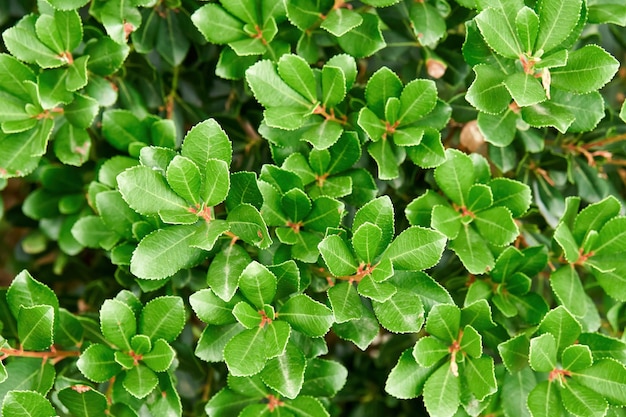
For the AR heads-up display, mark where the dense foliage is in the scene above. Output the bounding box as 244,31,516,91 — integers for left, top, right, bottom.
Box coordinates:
1,0,626,416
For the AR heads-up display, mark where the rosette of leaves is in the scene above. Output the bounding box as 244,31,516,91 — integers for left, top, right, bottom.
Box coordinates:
257,166,344,263
551,195,626,302
318,196,447,348
190,260,337,401
406,149,532,274
386,301,498,417
498,306,626,417
246,53,357,150
74,118,270,282
0,2,130,177
464,0,620,145
357,66,449,179
192,0,288,79
285,0,394,60
205,371,346,417
77,292,184,407
465,245,549,326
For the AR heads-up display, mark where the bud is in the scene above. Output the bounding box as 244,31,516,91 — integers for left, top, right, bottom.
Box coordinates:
426,58,447,79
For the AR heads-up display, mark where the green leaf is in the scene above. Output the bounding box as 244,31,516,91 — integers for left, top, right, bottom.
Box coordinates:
195,323,244,363
466,65,511,114
501,368,535,417
142,339,175,372
538,306,582,352
58,385,108,417
462,356,497,401
277,54,317,104
232,301,263,329
337,14,385,58
367,136,402,180
561,380,608,417
318,234,358,277
35,9,82,54
550,90,605,133
413,336,449,367
302,118,344,150
166,155,202,205
131,226,206,280
573,359,626,405
283,396,330,417
228,203,272,249
504,72,546,107
473,206,519,246
489,177,532,217
156,10,189,67
84,37,129,77
476,110,516,147
301,358,347,397
17,305,54,351
260,343,306,399
588,0,626,25
529,333,557,372
123,365,158,399
2,390,55,417
203,159,230,206
190,289,238,325
450,224,495,274
2,15,63,68
423,364,460,417
279,294,334,337
516,7,539,54
351,222,383,264
224,327,267,376
208,243,251,302
6,270,58,319
320,8,362,37
77,343,122,382
562,344,593,372
551,45,619,94
384,226,446,271
475,8,522,59
100,299,135,351
321,65,346,108
386,349,436,399
521,101,575,133
246,60,312,109
434,149,475,206
550,266,587,317
406,128,446,168
398,79,438,124
426,304,460,343
527,380,564,417
181,118,233,167
139,296,185,342
373,289,424,333
365,67,403,119
282,188,312,223
357,275,396,302
239,261,277,308
226,171,263,212
553,222,579,263
534,0,582,53
410,2,446,46
53,123,91,166
117,165,189,217
191,4,246,44
328,282,362,323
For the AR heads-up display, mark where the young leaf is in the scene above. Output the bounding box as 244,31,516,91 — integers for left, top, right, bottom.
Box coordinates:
529,333,557,372
318,234,358,277
398,79,438,124
426,304,460,343
123,364,158,399
181,119,233,168
77,344,122,383
100,299,135,351
137,297,184,344
239,261,277,309
321,65,346,108
328,282,363,323
277,54,317,104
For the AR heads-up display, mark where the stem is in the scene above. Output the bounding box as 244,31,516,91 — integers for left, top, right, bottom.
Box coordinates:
165,65,180,120
581,133,626,149
0,346,80,361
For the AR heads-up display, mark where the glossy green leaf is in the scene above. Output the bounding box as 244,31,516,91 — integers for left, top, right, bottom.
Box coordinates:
529,333,557,372
527,380,564,417
17,305,54,351
386,349,436,399
181,118,233,167
139,296,185,342
328,282,362,323
318,234,358,277
475,7,522,58
423,364,460,417
279,294,334,337
123,364,158,399
534,0,583,53
208,243,251,302
551,45,619,94
260,343,306,399
466,65,511,114
77,343,122,382
337,14,385,58
223,326,267,376
320,8,362,37
100,299,135,351
2,390,55,417
538,306,582,352
58,385,108,417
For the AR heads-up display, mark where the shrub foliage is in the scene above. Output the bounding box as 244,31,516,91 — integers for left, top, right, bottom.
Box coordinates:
1,0,626,416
